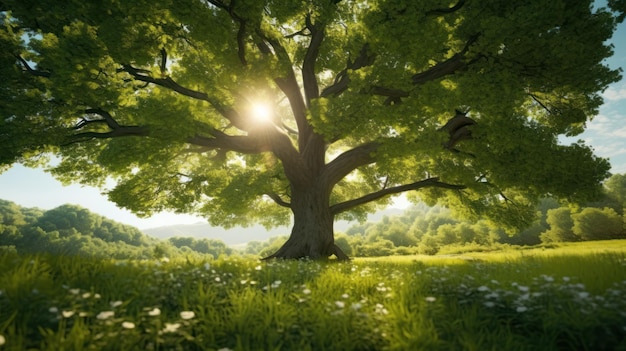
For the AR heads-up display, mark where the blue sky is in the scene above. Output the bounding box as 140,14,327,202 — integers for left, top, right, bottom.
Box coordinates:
1,15,625,230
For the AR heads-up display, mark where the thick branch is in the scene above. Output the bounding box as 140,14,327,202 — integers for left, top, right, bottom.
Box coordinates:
411,34,480,85
321,44,376,98
323,142,379,187
265,192,291,208
84,108,120,129
65,126,148,145
302,14,324,104
330,177,466,215
261,35,310,149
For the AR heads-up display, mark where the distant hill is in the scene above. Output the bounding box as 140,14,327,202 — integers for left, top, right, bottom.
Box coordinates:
142,208,406,246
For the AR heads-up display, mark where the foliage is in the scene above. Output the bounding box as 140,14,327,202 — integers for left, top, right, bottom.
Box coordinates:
1,244,626,350
1,0,624,259
0,199,230,260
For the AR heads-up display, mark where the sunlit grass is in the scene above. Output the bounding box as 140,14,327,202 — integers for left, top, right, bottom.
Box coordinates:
0,240,625,350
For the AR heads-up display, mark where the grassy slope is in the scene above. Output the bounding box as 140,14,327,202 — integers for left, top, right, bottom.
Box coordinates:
0,240,625,350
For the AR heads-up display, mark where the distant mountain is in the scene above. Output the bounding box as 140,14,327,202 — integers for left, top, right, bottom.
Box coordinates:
142,207,407,246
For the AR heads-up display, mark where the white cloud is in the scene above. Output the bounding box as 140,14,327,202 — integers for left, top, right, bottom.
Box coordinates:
603,87,626,101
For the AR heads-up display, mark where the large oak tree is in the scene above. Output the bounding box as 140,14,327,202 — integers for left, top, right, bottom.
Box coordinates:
1,0,623,259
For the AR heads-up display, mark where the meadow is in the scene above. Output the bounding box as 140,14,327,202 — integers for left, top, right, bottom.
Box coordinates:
1,240,625,351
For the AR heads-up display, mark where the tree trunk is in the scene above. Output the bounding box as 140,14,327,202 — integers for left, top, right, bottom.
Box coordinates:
263,183,349,260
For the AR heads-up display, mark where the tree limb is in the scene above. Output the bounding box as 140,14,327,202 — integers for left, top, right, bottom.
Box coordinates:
15,55,51,77
411,34,480,85
121,64,245,129
321,43,376,97
323,142,379,187
84,108,120,129
65,126,149,145
330,177,466,215
302,14,324,104
265,192,291,208
425,0,466,16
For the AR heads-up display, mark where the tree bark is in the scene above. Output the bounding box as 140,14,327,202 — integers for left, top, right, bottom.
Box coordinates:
263,182,348,260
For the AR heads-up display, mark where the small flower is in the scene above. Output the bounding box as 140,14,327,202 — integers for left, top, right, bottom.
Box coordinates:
148,308,161,316
0,334,5,346
517,285,529,292
62,310,75,318
163,323,180,333
477,285,490,292
302,288,311,295
110,300,123,308
82,292,91,299
180,311,195,320
341,293,349,299
351,302,363,310
335,301,345,308
49,307,59,314
122,321,135,329
578,292,590,299
425,296,437,303
204,262,211,270
562,276,570,282
96,311,115,320
484,301,496,308
255,265,262,271
69,289,80,295
516,306,528,313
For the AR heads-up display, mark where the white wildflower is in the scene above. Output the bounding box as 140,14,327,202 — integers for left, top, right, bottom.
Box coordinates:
477,285,490,292
341,293,349,299
96,311,115,320
516,306,528,313
148,308,161,316
49,307,59,314
180,311,195,320
162,323,180,333
335,301,345,308
484,301,496,308
122,321,135,329
425,296,437,303
0,334,5,346
302,288,311,295
62,310,75,318
110,300,123,308
517,285,529,292
351,302,363,311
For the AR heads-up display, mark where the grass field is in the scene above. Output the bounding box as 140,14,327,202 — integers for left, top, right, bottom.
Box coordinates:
1,240,625,350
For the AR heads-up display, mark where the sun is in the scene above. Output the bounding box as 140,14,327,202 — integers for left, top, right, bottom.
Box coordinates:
251,102,272,123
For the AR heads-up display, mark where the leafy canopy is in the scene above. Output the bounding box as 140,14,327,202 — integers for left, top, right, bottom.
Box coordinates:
1,0,623,229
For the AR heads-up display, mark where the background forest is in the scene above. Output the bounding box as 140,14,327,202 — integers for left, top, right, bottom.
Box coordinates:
2,173,625,260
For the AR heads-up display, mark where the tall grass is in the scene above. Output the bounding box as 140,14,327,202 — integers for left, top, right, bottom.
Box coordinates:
0,240,625,350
